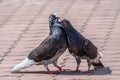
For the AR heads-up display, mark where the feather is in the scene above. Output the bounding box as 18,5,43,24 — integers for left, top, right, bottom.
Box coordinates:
59,19,104,72
12,58,36,72
12,13,68,73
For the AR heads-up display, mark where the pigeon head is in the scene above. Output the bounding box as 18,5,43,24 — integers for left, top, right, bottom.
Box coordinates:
49,13,59,23
60,19,73,29
49,13,60,35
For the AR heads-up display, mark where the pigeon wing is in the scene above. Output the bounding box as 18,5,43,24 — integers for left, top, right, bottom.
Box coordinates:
28,35,62,62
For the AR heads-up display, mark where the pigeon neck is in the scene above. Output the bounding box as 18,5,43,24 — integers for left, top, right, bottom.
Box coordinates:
49,21,55,35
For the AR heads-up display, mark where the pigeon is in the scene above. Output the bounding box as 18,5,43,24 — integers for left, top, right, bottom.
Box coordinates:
12,13,68,74
59,19,104,72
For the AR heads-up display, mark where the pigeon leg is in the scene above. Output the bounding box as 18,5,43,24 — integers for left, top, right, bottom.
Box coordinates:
86,59,91,73
46,67,51,74
75,57,81,72
53,60,62,71
44,65,52,74
53,60,70,72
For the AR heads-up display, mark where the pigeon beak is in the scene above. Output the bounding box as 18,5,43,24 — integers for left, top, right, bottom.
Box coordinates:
49,13,59,22
56,17,60,21
52,13,59,21
56,17,60,19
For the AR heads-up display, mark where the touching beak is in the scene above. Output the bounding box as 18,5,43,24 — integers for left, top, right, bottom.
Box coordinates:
56,17,60,22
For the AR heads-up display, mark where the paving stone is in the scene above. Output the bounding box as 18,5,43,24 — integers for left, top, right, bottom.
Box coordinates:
0,0,120,80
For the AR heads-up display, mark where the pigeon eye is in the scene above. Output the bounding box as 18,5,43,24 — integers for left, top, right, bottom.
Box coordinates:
52,16,56,20
49,15,56,22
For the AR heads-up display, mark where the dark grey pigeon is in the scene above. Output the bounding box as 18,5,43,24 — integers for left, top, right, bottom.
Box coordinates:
12,13,68,74
59,19,104,72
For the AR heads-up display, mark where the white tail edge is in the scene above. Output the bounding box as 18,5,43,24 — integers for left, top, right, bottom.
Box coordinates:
98,52,103,59
12,58,36,73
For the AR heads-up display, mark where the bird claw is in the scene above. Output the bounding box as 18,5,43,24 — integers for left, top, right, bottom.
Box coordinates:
52,68,70,74
47,71,52,74
56,66,70,72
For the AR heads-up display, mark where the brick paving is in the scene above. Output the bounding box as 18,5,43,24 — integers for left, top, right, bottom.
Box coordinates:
0,0,120,80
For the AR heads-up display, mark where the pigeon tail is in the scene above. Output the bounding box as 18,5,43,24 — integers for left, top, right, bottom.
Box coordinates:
92,51,103,62
12,58,36,73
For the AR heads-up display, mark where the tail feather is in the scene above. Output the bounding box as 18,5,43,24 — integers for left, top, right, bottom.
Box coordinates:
12,58,36,73
91,51,104,69
97,51,103,59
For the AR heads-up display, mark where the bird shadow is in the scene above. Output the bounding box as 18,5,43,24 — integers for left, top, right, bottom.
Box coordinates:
13,67,112,75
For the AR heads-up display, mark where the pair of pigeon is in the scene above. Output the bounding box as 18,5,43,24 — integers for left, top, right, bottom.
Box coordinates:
12,13,104,73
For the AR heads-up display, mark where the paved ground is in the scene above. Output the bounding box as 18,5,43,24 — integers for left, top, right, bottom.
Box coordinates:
0,0,120,80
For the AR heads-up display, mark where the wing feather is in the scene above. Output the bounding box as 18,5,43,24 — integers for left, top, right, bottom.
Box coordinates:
28,35,62,62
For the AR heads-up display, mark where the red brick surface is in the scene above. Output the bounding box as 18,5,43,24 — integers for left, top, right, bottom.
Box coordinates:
0,0,120,80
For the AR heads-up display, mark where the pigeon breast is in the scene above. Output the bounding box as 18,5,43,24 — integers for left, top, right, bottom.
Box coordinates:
28,22,67,62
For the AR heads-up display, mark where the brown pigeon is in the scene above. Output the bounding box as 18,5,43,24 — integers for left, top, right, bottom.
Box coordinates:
59,19,104,72
12,13,68,73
